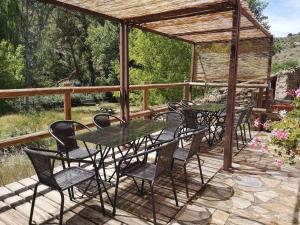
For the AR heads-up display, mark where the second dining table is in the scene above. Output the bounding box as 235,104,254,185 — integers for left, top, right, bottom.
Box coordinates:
189,103,226,146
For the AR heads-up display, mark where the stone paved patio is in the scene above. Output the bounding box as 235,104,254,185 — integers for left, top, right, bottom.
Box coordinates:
171,132,300,225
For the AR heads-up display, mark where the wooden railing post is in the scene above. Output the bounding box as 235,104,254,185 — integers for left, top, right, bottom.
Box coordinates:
64,82,72,120
143,82,149,119
183,81,190,100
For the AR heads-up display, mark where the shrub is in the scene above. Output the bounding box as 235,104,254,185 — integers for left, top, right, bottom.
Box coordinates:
272,60,299,74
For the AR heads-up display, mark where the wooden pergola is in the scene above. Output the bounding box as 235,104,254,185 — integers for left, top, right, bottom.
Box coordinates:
39,0,273,170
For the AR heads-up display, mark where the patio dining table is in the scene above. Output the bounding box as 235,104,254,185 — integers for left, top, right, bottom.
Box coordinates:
189,103,226,146
71,119,167,202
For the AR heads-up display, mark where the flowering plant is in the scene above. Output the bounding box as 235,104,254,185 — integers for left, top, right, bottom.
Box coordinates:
253,87,300,166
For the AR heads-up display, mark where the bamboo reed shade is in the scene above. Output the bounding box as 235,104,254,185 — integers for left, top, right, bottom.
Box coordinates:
193,38,271,81
42,0,272,43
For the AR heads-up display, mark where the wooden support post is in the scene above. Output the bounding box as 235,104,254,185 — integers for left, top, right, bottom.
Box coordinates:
183,81,191,100
223,0,241,171
265,36,274,112
189,44,197,99
63,82,72,120
120,22,130,122
143,82,149,119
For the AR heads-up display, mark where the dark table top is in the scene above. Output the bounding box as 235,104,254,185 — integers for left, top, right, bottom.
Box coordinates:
190,103,225,113
71,119,167,147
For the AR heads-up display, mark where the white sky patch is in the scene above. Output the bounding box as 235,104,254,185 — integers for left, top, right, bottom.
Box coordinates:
265,0,300,37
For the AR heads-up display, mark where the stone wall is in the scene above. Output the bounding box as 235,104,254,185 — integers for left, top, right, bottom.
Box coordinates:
274,67,300,100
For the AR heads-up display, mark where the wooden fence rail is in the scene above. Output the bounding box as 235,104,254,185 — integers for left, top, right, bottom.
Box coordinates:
0,81,268,149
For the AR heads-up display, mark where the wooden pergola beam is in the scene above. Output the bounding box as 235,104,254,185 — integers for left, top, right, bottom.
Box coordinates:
126,2,233,25
175,26,255,37
120,22,130,122
240,7,272,39
223,0,241,171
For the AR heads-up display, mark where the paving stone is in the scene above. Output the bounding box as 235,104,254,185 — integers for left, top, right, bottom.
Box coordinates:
0,187,12,201
254,191,278,202
5,182,27,194
210,210,229,225
236,176,263,188
225,215,264,225
231,197,251,209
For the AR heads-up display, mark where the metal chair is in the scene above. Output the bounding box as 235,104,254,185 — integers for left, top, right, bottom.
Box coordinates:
215,108,248,150
241,105,253,141
93,113,124,129
49,120,99,162
181,108,207,135
113,140,179,225
150,111,183,145
167,102,182,111
173,130,206,198
93,113,125,180
23,147,105,225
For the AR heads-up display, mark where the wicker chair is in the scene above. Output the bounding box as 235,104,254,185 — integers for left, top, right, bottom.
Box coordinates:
181,108,207,135
241,105,253,141
93,113,124,129
24,147,105,225
167,102,182,111
173,130,206,198
150,111,183,145
215,108,248,150
92,113,125,181
49,120,99,162
113,140,179,225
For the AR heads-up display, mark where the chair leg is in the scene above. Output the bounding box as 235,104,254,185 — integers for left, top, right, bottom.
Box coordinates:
169,173,179,207
58,190,65,225
141,180,145,194
29,183,39,225
99,146,107,181
112,173,120,216
183,163,189,198
95,173,105,213
197,154,204,184
240,126,245,145
247,122,252,139
150,182,157,225
236,130,239,150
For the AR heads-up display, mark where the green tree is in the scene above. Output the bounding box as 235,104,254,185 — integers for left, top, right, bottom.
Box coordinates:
0,41,24,89
246,0,269,29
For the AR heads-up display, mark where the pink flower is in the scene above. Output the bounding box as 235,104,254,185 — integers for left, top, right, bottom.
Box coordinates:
295,87,300,98
262,121,270,130
254,118,261,128
274,159,283,168
271,130,289,140
260,144,268,152
249,137,260,148
287,89,296,97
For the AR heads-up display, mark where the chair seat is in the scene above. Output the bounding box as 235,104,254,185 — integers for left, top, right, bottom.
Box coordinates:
173,147,189,161
55,167,95,190
122,162,156,181
64,147,98,159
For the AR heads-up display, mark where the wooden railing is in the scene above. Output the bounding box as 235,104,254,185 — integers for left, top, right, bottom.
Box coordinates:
0,82,188,148
0,81,269,149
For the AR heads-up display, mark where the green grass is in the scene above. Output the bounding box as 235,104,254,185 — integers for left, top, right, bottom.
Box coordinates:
0,102,145,185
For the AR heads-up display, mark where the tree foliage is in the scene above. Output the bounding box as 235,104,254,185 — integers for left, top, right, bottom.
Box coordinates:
246,0,269,29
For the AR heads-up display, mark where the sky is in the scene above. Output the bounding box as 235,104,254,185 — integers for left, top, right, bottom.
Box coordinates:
264,0,300,37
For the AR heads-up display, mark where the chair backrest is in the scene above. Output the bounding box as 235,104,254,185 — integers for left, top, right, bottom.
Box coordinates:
187,130,206,159
243,105,253,123
93,113,123,129
155,140,178,177
235,108,249,128
49,121,79,153
24,147,59,189
181,108,198,129
167,102,180,111
180,99,195,108
154,111,183,137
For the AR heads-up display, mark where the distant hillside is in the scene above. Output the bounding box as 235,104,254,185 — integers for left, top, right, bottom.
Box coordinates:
274,33,300,64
